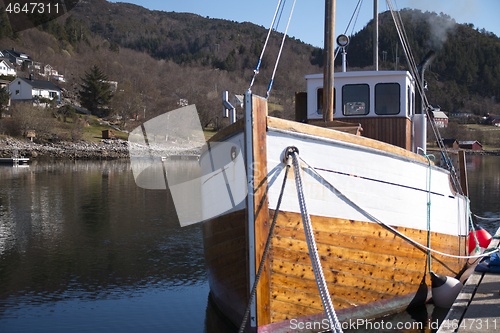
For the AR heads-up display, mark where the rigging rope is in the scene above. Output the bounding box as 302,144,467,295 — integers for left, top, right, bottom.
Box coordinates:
266,0,297,99
248,0,284,92
334,0,364,62
385,0,464,194
290,148,343,333
297,155,499,260
238,158,291,333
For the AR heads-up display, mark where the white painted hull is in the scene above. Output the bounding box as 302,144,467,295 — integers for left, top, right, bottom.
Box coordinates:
266,128,469,237
200,127,469,238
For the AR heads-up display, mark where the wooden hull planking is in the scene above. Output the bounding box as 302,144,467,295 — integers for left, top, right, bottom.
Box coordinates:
268,210,466,329
202,208,466,332
203,209,249,326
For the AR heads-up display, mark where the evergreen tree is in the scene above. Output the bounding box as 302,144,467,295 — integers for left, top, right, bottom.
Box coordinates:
0,86,11,118
79,65,113,115
0,8,13,39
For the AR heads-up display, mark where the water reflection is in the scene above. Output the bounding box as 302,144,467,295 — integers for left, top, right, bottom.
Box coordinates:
467,155,500,235
0,160,209,332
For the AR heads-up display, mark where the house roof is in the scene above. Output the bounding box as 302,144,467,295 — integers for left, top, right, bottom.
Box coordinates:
17,77,62,91
452,110,473,115
2,49,32,61
459,140,482,146
432,111,448,119
0,59,14,67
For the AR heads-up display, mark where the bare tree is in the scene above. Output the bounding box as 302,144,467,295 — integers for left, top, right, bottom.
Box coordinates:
11,102,54,137
111,80,142,129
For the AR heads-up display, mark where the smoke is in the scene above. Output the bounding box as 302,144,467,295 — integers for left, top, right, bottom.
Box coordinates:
405,0,479,49
423,12,457,50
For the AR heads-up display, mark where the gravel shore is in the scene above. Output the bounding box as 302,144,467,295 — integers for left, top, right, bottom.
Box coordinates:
3,137,499,160
0,137,202,160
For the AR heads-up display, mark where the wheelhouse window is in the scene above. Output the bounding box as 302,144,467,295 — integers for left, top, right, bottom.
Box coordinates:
375,83,400,115
316,88,335,115
407,86,411,116
343,84,369,116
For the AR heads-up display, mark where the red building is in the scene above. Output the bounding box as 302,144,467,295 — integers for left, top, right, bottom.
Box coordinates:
432,111,449,128
459,141,483,150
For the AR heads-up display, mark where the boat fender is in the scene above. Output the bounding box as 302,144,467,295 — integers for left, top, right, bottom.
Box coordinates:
468,222,492,254
431,272,463,308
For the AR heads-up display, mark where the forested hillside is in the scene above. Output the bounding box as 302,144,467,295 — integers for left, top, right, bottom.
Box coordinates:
0,0,324,131
347,9,500,115
2,0,500,132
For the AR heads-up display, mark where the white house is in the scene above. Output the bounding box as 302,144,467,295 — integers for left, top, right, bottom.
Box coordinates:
0,59,16,77
431,110,449,128
43,64,54,77
8,75,62,103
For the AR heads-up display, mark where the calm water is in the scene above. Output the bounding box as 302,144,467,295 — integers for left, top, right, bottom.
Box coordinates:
0,156,499,332
467,155,500,234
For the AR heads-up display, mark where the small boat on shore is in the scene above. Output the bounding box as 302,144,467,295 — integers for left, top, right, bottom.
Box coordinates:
0,157,29,164
0,150,29,165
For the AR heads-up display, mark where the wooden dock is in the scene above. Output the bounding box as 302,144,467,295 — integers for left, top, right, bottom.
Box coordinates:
438,227,500,333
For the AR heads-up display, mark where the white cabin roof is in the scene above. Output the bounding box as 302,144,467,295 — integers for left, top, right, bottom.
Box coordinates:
305,70,415,121
305,70,413,81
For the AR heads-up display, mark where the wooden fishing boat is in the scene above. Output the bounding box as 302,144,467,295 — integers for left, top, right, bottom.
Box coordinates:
202,1,470,332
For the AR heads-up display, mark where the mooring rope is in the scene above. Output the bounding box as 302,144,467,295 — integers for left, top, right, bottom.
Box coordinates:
296,155,499,260
467,199,481,254
238,156,291,333
290,148,343,333
473,214,500,223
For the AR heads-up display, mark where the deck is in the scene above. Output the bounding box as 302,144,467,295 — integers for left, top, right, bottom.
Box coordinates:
438,227,500,333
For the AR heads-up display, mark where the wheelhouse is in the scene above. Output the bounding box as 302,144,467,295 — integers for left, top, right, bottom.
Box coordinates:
298,71,421,151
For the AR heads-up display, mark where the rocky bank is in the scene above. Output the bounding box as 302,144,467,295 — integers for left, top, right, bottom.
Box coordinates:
0,137,202,160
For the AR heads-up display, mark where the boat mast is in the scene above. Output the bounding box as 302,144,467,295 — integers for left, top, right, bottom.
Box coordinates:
323,0,335,122
374,0,379,70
